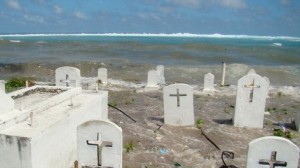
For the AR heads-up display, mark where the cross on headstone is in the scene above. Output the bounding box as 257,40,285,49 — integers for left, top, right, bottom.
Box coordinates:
86,133,113,166
60,74,76,87
243,79,260,102
169,89,187,107
259,151,287,168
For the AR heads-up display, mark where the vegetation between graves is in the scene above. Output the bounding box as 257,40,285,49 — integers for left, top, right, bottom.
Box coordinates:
124,141,134,153
5,77,35,92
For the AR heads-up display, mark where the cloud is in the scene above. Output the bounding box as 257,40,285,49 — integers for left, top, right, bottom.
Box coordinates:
74,11,87,20
53,5,63,14
280,0,290,5
215,0,247,9
170,0,247,9
172,0,201,8
6,0,21,10
24,14,44,23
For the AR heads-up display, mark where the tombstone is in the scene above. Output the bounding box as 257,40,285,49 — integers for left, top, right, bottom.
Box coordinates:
221,61,226,86
163,83,194,126
203,73,215,91
246,136,299,168
0,80,5,92
98,68,108,85
233,72,269,128
156,65,165,85
77,120,122,168
0,91,14,115
247,69,256,75
55,66,81,87
146,70,159,87
295,111,300,132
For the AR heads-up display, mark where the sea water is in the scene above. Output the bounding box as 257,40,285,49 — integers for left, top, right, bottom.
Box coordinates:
0,33,299,86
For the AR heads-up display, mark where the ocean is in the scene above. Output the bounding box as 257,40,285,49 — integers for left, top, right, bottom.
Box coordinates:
0,33,300,86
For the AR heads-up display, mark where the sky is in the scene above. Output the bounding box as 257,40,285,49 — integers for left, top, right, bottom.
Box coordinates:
0,0,300,36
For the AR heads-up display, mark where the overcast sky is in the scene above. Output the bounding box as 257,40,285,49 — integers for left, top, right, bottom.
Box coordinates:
0,0,299,36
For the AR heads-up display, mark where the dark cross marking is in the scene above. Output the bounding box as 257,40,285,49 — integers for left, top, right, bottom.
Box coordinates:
59,74,76,87
169,88,187,107
259,151,287,168
243,79,260,102
86,133,113,167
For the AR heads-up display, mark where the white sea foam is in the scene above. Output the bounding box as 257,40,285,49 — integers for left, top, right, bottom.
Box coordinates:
9,40,21,43
273,43,282,46
0,33,299,41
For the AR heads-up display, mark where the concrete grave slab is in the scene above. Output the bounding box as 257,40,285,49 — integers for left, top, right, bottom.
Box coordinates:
98,68,108,85
156,65,165,85
163,83,194,126
77,120,122,168
55,66,81,87
246,136,299,168
146,70,159,87
203,73,215,91
233,72,269,128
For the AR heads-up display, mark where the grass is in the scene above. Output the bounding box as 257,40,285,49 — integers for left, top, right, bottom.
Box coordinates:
124,141,134,153
5,77,35,92
195,118,204,129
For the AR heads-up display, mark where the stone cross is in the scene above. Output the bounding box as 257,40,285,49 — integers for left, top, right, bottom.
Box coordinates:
259,151,287,168
86,133,113,166
169,89,187,107
243,79,260,102
60,74,76,87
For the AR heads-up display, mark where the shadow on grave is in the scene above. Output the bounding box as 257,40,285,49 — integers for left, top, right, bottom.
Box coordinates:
147,116,164,123
272,122,296,130
213,119,233,125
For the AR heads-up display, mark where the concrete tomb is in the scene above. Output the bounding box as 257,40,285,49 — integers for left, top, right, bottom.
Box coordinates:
156,65,165,85
77,120,122,168
98,68,108,85
55,66,81,87
0,86,108,168
163,83,194,126
233,72,269,128
246,136,299,168
146,70,159,87
0,89,14,116
203,73,215,91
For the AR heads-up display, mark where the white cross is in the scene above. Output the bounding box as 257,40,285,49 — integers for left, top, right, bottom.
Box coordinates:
86,133,113,166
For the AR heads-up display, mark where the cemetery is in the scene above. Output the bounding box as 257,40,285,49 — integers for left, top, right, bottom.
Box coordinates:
0,64,299,167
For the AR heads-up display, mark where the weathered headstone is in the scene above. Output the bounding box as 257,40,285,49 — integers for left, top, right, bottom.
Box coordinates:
247,69,256,75
246,136,299,168
156,65,165,85
55,66,81,87
233,72,269,128
77,120,122,168
163,84,194,126
0,90,14,115
203,73,215,91
0,80,5,92
98,68,108,85
146,70,159,87
295,111,300,132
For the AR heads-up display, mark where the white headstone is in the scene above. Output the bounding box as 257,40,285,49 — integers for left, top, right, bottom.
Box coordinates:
0,80,5,92
77,120,122,168
233,73,269,128
55,66,81,87
221,61,226,86
295,111,300,132
246,136,299,168
264,76,270,88
163,83,194,126
0,91,14,115
146,70,159,87
247,69,256,75
203,73,215,91
98,68,108,85
156,65,165,85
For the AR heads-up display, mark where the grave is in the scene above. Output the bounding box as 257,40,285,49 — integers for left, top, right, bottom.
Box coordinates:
163,83,194,126
156,65,165,85
0,90,14,115
0,85,108,168
55,66,81,87
246,136,299,168
233,72,269,128
77,120,122,168
146,70,159,87
203,73,215,91
0,80,5,92
296,111,300,132
98,68,108,85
